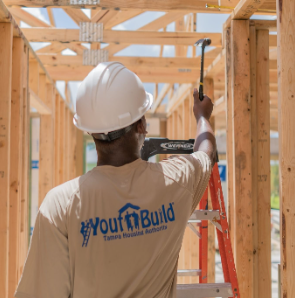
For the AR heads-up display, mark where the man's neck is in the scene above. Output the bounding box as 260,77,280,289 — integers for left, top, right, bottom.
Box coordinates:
96,152,140,167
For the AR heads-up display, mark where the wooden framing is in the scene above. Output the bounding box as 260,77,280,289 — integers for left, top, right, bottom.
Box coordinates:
8,37,24,298
3,0,276,12
232,0,268,19
38,55,215,69
0,0,291,297
22,28,223,47
255,28,271,298
39,83,55,206
0,22,13,298
276,0,295,297
231,20,253,298
0,3,82,297
19,43,29,276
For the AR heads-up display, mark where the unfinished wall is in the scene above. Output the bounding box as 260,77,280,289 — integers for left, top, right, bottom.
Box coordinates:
0,4,83,297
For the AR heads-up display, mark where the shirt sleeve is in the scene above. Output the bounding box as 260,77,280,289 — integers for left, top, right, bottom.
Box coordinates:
14,211,71,298
160,151,212,214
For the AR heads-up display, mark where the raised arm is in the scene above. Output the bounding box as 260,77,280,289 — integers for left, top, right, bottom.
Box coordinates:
193,89,216,165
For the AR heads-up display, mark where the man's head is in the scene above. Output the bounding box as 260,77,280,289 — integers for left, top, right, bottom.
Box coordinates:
92,116,148,157
73,62,153,164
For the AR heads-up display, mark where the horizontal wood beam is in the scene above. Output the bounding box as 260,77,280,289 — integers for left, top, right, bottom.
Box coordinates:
37,55,215,69
232,0,268,20
4,0,226,12
45,65,200,83
22,28,223,47
224,15,277,33
250,19,277,31
29,89,51,115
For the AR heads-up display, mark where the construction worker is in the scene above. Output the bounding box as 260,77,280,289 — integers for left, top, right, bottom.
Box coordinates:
15,62,216,298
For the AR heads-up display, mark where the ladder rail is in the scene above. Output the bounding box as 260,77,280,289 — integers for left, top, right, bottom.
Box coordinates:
209,164,240,297
199,189,208,283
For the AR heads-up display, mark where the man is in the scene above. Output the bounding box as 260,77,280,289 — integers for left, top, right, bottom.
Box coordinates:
15,62,216,298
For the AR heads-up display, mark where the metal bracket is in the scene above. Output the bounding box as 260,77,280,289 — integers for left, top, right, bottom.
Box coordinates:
70,0,100,4
210,220,222,232
79,22,103,42
187,223,202,238
189,210,223,232
83,49,109,66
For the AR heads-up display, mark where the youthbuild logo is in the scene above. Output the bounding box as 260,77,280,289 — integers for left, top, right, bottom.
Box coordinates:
80,202,175,247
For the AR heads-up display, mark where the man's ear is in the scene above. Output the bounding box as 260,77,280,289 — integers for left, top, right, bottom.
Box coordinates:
136,117,147,134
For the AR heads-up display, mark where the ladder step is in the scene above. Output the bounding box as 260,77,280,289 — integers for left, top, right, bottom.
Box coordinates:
177,269,201,276
188,210,220,222
177,283,233,298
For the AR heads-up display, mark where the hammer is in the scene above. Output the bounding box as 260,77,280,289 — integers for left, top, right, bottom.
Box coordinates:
194,38,212,101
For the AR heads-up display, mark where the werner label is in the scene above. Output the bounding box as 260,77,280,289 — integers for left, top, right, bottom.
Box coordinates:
160,142,194,150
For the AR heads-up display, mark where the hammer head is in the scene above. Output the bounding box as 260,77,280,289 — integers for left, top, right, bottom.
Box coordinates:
195,38,212,47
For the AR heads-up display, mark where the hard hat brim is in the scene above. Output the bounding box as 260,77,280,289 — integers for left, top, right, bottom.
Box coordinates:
73,91,153,134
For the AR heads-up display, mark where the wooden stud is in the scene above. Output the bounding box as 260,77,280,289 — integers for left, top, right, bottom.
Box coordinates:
0,23,13,298
231,20,253,298
255,28,271,298
249,25,259,298
158,120,167,161
54,94,60,186
225,25,234,258
75,129,84,177
29,60,39,96
38,73,46,103
64,108,69,181
276,0,295,296
38,84,55,206
69,111,76,179
9,37,24,298
203,77,215,283
189,89,196,138
175,17,186,57
19,44,30,275
183,98,192,284
59,100,65,184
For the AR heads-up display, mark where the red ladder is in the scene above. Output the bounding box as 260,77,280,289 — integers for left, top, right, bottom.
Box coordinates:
177,163,240,298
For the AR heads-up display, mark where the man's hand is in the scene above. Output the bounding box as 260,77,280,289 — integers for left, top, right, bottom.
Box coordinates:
193,88,214,121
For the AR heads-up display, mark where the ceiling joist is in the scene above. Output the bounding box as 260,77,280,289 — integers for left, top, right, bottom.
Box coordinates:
37,55,216,69
4,0,230,12
21,28,223,46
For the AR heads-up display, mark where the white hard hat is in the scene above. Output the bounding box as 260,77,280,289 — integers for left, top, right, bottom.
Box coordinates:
73,62,153,137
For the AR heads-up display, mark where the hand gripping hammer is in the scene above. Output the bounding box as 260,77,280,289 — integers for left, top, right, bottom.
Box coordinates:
194,38,211,101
